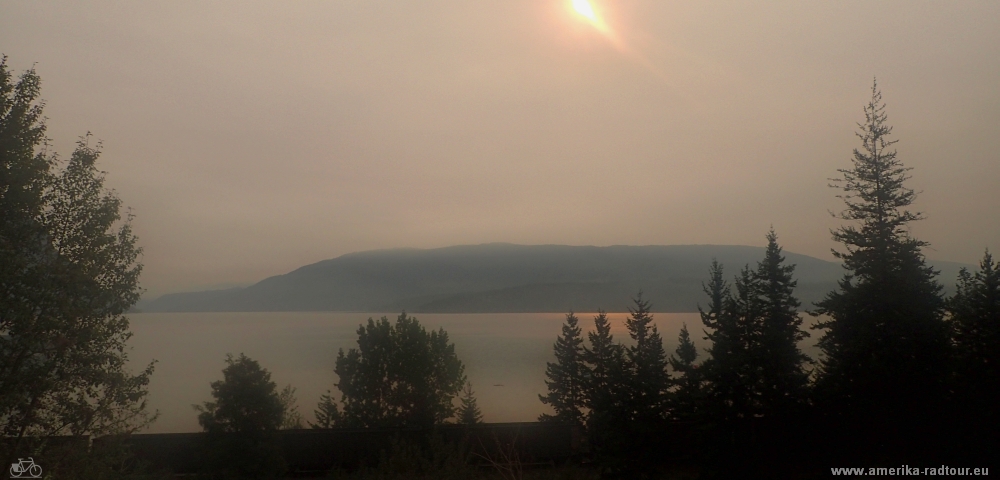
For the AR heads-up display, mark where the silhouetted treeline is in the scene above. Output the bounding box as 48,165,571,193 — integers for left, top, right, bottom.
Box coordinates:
538,82,999,478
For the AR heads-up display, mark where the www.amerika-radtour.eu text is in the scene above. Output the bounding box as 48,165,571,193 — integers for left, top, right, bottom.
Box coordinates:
831,466,989,476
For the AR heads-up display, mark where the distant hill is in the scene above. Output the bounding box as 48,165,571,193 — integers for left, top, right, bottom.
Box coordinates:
143,243,971,313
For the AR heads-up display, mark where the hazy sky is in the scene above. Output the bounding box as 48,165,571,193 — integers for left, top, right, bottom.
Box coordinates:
3,1,998,298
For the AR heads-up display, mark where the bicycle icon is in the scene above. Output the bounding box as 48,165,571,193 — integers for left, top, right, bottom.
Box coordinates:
8,457,42,478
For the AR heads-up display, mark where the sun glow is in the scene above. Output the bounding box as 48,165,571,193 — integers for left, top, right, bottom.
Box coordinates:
566,0,674,83
572,0,597,21
569,0,613,39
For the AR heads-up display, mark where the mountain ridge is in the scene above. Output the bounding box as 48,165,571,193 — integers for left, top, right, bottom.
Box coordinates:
142,243,971,313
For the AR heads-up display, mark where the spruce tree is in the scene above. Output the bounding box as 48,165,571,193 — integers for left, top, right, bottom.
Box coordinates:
458,382,484,425
948,250,1000,430
669,323,704,420
702,233,811,421
724,265,763,418
614,293,671,476
701,261,760,421
700,260,745,421
278,385,303,429
754,230,810,415
623,292,670,419
701,260,796,480
582,310,625,413
581,311,630,476
539,312,586,425
814,80,951,429
696,239,810,473
310,390,341,428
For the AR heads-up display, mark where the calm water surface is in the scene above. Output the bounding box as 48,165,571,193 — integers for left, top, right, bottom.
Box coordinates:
127,312,709,433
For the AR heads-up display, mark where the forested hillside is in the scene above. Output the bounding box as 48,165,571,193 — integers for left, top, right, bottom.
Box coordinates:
144,243,969,313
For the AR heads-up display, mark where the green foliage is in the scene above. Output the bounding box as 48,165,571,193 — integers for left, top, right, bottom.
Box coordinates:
813,80,951,422
334,312,466,428
458,382,484,425
538,313,585,425
0,56,155,459
310,390,342,429
195,353,285,479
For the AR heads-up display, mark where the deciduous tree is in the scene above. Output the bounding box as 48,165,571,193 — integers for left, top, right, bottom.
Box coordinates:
196,353,285,479
0,57,154,459
334,312,466,428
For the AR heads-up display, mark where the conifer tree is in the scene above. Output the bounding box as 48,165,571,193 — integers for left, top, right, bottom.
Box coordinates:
698,259,739,416
814,80,951,427
458,382,484,425
702,234,811,422
699,261,731,354
623,292,670,419
611,293,672,476
278,385,303,429
754,230,810,415
724,265,764,418
581,310,626,415
700,260,744,421
948,250,1000,428
669,323,704,420
582,311,636,478
309,390,341,429
539,312,586,425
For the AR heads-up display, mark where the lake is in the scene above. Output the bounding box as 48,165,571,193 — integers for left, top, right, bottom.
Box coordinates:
127,311,819,433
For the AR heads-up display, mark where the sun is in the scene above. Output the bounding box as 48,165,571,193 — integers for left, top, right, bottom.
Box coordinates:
564,0,673,82
572,0,597,22
569,0,611,35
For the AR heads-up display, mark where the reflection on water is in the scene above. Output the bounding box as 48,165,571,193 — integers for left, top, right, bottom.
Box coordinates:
128,311,711,433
